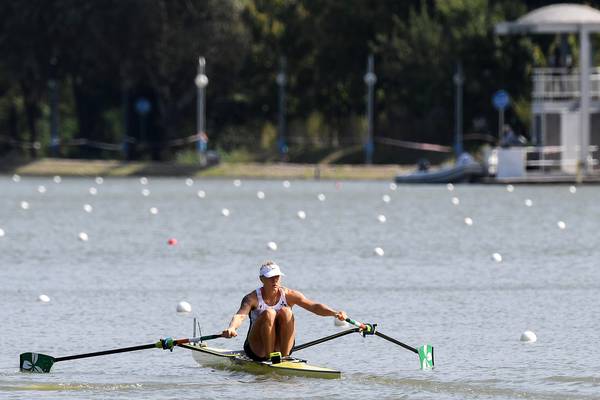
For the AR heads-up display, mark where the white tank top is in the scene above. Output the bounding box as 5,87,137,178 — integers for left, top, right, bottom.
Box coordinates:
249,287,288,324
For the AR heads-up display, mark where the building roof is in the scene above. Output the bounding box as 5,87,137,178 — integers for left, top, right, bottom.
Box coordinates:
496,3,600,34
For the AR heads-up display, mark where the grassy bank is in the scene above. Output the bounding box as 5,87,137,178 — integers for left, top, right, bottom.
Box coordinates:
1,158,412,180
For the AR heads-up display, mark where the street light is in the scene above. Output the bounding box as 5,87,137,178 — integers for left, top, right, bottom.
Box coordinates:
48,57,59,157
135,97,151,157
195,57,209,157
364,54,377,164
276,57,287,160
453,61,464,156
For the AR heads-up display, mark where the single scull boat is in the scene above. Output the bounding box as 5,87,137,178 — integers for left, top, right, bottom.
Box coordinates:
180,342,341,379
19,317,433,378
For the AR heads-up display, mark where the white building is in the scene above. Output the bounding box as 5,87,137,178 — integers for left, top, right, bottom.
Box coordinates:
495,4,600,177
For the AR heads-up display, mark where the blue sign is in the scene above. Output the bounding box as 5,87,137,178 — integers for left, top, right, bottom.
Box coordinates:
492,90,510,110
135,98,151,115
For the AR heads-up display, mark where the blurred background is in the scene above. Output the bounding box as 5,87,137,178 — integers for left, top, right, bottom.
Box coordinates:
0,0,595,165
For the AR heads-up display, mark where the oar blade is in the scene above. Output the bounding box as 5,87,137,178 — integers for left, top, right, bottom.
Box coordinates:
417,345,434,370
20,353,55,373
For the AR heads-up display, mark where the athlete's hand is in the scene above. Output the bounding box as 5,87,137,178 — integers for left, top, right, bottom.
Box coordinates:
334,310,347,321
222,328,237,338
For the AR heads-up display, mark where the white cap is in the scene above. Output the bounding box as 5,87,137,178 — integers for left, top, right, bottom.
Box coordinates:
260,263,285,278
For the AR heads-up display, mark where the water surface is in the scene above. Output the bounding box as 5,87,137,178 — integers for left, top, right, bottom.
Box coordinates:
0,177,598,399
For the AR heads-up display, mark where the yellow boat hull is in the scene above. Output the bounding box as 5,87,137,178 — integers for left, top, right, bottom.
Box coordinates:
181,343,341,379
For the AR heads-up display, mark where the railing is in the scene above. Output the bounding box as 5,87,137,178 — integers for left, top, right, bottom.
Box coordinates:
532,67,600,100
523,145,599,170
489,145,600,177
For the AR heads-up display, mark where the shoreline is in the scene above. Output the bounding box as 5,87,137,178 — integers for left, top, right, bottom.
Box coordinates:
0,158,410,181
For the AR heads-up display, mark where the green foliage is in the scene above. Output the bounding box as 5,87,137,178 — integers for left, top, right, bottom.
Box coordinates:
0,0,553,163
217,148,260,163
260,122,277,150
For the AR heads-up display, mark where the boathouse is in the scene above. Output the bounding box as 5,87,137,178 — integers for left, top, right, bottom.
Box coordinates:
495,3,600,178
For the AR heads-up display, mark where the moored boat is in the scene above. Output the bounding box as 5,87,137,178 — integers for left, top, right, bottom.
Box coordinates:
395,152,487,184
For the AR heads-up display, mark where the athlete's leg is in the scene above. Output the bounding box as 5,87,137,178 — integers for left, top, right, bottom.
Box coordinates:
247,308,276,358
275,307,295,356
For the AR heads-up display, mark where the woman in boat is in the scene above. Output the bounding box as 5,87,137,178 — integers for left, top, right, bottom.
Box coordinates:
222,261,347,361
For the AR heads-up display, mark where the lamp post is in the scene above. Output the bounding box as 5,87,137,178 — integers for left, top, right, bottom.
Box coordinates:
195,57,209,156
121,81,129,160
364,54,377,164
48,57,59,157
276,57,287,160
135,97,151,158
453,61,464,156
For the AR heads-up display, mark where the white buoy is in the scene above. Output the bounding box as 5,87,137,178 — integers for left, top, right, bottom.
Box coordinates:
569,185,577,194
267,241,278,251
524,199,533,207
89,187,98,195
557,221,566,230
95,177,104,185
83,204,93,213
297,210,306,219
520,330,537,343
53,175,62,184
492,253,503,263
185,178,194,186
282,180,291,188
142,189,150,197
382,194,391,203
233,179,242,187
464,217,473,226
20,201,29,210
257,191,265,199
12,174,21,182
334,318,349,327
149,207,159,215
506,184,514,193
451,197,460,205
38,294,50,303
78,232,89,242
377,214,386,223
389,183,397,191
0,228,5,237
197,190,206,198
446,183,454,191
176,301,192,314
374,247,384,256
221,208,230,217
317,193,326,201
140,177,148,185
38,185,46,194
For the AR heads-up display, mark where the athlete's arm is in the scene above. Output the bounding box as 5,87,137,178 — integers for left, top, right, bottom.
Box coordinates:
222,292,256,338
286,289,346,320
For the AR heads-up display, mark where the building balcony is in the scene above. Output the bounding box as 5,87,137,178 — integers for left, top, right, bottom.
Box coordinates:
532,67,600,101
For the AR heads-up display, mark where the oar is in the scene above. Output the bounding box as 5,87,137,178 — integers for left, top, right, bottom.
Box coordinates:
292,327,361,352
19,334,222,373
345,317,434,369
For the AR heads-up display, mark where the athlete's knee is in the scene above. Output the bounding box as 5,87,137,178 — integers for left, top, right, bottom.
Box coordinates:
261,308,277,324
276,307,293,322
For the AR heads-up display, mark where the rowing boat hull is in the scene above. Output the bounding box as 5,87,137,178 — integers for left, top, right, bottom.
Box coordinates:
181,343,341,379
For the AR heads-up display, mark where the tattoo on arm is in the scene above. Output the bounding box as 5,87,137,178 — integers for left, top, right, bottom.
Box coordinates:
240,294,252,309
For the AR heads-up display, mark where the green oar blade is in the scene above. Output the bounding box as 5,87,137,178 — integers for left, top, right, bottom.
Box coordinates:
417,345,434,369
20,353,55,373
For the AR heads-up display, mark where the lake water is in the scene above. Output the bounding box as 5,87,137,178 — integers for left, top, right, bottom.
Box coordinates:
0,176,599,399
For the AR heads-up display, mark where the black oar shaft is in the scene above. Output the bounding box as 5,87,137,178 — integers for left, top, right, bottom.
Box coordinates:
292,328,360,352
55,343,157,362
197,334,222,341
375,331,418,354
54,334,223,363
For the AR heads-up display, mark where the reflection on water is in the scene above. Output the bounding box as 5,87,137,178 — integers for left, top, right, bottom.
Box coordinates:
1,177,599,399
